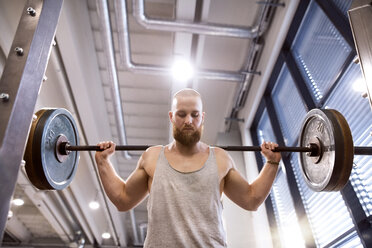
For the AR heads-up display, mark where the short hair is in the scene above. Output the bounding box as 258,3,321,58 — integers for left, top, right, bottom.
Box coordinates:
171,88,203,112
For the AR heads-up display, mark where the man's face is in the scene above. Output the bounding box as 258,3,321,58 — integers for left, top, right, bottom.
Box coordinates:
169,95,204,146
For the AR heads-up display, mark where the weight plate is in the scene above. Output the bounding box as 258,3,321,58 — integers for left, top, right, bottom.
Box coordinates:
330,109,353,191
24,108,79,190
299,109,353,192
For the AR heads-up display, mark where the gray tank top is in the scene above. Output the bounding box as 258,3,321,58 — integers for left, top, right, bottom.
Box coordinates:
144,146,227,248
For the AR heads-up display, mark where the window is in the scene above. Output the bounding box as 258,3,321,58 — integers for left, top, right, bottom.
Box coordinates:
268,61,361,247
324,62,372,217
271,64,308,146
251,0,370,246
330,0,353,18
290,153,361,247
257,109,276,143
291,0,352,103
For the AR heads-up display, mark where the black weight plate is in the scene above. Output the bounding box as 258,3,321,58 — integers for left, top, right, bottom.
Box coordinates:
24,108,79,190
299,109,353,192
24,109,48,189
329,109,353,191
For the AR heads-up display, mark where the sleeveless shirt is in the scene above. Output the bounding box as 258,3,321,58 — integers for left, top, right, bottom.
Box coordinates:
144,146,227,248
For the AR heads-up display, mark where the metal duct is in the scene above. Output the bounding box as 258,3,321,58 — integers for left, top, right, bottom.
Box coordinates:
96,0,131,160
133,0,261,38
115,0,245,82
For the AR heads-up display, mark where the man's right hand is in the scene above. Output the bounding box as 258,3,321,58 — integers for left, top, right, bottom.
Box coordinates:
95,141,116,163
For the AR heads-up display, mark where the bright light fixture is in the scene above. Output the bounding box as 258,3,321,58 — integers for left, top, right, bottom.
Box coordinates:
89,201,100,210
171,58,194,82
12,198,24,206
102,232,111,239
8,210,13,219
353,78,366,92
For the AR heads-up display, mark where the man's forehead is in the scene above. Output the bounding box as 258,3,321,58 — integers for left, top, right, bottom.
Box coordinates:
172,95,203,111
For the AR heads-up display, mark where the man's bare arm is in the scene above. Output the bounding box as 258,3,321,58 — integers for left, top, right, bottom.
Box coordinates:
221,141,281,211
95,142,150,211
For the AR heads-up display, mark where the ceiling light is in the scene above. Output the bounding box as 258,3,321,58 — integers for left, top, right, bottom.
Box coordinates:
171,58,194,82
102,232,111,239
12,198,24,206
8,210,13,219
89,201,100,210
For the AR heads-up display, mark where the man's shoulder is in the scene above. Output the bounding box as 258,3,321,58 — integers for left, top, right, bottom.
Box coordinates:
213,146,230,159
213,146,234,164
138,145,163,173
146,145,163,152
211,146,235,179
143,145,163,159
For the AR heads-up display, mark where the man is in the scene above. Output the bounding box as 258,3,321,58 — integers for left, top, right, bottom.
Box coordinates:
95,88,281,247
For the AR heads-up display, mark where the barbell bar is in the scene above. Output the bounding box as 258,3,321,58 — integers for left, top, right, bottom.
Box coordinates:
62,143,372,154
63,144,316,152
60,143,372,155
23,107,372,192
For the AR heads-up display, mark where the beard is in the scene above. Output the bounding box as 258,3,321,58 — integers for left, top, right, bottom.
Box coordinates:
173,124,203,146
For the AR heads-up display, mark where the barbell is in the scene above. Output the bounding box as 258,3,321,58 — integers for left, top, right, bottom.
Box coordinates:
23,108,372,192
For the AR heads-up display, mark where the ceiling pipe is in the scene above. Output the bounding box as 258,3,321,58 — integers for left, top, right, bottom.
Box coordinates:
133,0,261,38
226,0,281,131
96,0,131,160
97,0,141,246
115,0,245,82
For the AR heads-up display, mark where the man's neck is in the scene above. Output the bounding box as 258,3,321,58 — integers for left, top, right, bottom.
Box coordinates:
169,140,204,155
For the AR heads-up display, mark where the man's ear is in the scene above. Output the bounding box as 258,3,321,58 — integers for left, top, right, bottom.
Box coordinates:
202,112,205,123
169,111,173,122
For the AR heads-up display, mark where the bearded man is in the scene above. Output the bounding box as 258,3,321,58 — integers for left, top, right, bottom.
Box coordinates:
95,88,281,248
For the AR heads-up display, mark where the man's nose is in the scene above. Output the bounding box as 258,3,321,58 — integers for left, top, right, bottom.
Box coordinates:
185,115,192,124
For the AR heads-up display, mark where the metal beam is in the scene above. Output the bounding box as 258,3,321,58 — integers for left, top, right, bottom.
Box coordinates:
0,0,63,239
341,182,372,247
5,214,32,243
348,0,372,112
